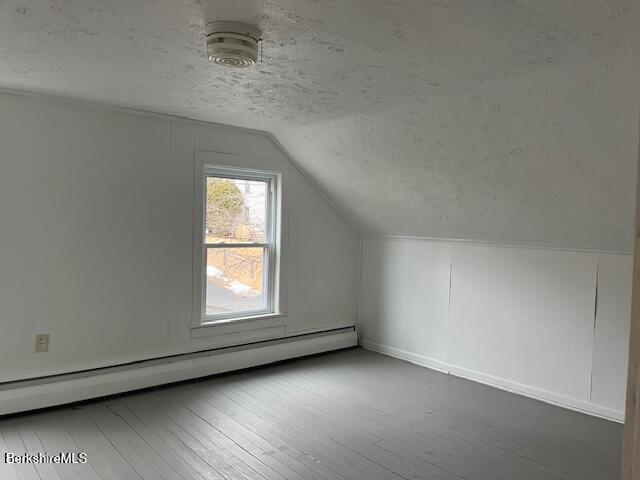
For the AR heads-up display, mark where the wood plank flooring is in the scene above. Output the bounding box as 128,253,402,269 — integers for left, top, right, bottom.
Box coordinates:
0,348,623,479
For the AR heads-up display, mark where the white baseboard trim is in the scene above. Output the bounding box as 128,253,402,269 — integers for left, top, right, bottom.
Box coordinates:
360,339,624,423
360,339,451,374
0,330,357,416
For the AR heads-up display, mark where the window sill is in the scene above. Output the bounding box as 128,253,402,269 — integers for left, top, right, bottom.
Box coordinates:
191,313,287,339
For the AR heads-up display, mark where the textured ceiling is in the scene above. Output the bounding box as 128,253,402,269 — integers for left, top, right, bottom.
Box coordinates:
1,0,639,250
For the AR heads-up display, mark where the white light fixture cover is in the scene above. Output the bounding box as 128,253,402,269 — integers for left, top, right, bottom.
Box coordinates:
206,21,261,68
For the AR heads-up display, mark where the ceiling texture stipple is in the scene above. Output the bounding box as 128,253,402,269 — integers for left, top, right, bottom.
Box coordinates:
0,0,639,251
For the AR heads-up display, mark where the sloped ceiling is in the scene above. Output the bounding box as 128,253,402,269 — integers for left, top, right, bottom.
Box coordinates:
0,0,639,250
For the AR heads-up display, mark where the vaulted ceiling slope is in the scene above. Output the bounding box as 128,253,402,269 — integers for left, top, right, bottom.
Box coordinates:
1,0,639,251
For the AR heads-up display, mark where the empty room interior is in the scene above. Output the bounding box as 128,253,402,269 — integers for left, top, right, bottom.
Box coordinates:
1,0,640,479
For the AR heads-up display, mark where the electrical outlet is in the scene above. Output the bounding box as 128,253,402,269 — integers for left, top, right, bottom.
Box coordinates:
35,334,49,353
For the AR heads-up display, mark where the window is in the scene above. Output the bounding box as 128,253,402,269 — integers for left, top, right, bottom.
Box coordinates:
199,166,279,323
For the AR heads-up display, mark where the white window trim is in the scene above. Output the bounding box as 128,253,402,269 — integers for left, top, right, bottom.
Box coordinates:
192,160,284,328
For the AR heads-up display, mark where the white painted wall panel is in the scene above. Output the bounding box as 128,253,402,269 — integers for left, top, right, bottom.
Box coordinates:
286,167,360,333
359,238,633,421
0,96,174,380
0,93,359,382
359,239,451,361
591,254,633,412
448,245,597,403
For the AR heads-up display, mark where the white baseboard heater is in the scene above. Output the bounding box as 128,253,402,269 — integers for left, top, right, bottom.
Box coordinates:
0,328,357,416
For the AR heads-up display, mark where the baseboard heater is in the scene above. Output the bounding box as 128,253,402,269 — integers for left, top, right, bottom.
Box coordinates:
0,327,357,416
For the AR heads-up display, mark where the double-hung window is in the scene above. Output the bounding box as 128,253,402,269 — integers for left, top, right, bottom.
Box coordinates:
200,166,279,323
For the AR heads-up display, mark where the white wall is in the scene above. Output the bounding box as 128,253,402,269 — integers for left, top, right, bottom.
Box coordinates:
0,92,359,383
359,237,632,421
0,90,631,424
592,254,634,411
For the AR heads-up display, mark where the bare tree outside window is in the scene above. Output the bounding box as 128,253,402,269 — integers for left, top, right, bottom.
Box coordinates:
206,179,245,238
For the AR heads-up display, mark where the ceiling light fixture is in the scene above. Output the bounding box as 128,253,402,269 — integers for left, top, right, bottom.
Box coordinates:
206,21,262,68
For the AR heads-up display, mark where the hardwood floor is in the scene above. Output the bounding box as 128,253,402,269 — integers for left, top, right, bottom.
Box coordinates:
0,348,622,480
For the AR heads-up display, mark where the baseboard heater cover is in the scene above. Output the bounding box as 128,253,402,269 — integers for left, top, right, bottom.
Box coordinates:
0,329,357,416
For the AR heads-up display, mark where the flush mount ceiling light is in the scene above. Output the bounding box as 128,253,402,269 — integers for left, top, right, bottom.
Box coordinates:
206,21,261,68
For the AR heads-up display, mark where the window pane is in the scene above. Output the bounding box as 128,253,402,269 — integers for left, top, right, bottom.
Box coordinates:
205,247,266,316
206,177,267,244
